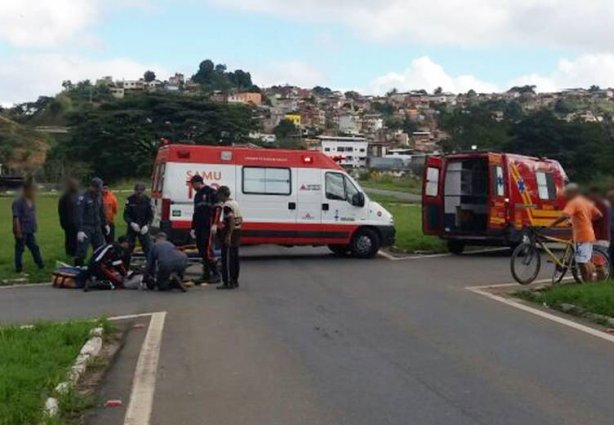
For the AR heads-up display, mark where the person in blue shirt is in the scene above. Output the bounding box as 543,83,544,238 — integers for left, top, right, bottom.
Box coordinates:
12,181,44,274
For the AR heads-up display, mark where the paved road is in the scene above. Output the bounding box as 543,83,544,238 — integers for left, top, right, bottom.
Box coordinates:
364,187,421,203
2,246,614,424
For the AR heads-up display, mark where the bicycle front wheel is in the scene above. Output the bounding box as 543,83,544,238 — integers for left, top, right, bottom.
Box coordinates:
511,243,541,285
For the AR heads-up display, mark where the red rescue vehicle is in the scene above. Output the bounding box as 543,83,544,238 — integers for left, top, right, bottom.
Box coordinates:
422,152,568,253
150,144,395,258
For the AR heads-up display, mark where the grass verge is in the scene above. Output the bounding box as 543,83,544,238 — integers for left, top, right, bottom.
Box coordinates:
380,201,447,253
517,283,614,318
0,320,105,425
360,175,422,194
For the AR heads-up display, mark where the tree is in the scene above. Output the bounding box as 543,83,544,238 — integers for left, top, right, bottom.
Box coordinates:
274,119,299,141
56,93,258,182
434,87,443,95
143,70,156,82
312,86,332,96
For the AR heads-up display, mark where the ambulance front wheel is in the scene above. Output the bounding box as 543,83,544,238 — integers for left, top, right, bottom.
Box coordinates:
447,240,465,255
351,228,381,259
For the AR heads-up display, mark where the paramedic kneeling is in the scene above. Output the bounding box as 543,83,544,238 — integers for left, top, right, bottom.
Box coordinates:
216,186,242,290
550,183,603,282
82,236,131,291
145,233,188,292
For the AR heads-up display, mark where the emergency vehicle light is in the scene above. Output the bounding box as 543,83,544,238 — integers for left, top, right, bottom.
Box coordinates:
303,156,313,164
221,151,232,161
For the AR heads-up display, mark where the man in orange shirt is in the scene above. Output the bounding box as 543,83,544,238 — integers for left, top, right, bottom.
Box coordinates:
550,183,602,282
102,185,118,243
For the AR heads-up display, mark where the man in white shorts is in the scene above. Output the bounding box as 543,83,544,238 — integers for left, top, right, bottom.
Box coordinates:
550,184,602,282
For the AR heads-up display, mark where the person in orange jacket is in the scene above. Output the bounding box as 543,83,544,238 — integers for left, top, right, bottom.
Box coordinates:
102,185,118,243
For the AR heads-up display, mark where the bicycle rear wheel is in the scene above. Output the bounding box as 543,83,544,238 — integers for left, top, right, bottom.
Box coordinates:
511,243,541,285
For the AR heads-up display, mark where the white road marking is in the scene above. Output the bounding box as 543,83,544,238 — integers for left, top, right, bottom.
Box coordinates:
378,250,452,261
378,247,508,261
124,311,167,425
107,312,162,321
466,284,614,344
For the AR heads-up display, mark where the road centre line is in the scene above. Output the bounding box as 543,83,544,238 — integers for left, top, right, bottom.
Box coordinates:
466,284,614,345
124,311,167,425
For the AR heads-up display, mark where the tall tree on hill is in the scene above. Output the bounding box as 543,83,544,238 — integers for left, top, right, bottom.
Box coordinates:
143,70,156,82
56,93,257,182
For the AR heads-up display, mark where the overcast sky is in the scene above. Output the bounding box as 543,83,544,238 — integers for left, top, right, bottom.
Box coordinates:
1,0,614,105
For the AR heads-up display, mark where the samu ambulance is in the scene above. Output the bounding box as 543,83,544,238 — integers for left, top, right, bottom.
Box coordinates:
422,151,568,254
150,144,395,258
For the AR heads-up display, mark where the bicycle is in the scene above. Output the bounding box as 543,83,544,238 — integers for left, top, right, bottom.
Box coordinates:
510,227,611,285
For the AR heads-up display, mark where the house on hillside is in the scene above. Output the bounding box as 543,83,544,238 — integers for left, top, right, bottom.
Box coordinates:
318,135,368,168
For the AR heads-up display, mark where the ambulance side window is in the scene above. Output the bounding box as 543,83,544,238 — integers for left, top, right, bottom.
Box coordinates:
325,172,359,202
325,172,346,200
156,163,166,192
536,171,556,200
425,167,440,197
242,167,291,195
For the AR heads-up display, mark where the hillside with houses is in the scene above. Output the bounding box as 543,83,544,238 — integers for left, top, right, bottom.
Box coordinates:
2,60,614,183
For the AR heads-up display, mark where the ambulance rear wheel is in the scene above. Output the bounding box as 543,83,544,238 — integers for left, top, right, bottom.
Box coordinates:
447,240,465,255
328,244,350,256
351,228,380,259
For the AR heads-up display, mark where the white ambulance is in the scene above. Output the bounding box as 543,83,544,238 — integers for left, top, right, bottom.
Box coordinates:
150,144,395,258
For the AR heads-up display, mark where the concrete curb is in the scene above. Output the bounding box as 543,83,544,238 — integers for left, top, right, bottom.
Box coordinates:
548,302,614,328
43,326,104,418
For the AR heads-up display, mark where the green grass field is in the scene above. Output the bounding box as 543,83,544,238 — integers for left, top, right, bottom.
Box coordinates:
360,175,422,194
522,283,614,318
0,193,129,284
0,321,100,425
381,202,446,253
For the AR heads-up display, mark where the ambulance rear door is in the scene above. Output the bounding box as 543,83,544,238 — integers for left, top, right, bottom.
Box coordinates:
488,153,508,230
422,156,444,235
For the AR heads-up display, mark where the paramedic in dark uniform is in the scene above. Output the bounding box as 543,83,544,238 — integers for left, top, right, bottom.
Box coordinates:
189,175,221,284
123,183,153,257
75,178,109,266
216,186,242,290
82,236,131,291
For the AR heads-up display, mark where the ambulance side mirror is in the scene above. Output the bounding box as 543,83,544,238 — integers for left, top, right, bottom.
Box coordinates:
351,192,365,207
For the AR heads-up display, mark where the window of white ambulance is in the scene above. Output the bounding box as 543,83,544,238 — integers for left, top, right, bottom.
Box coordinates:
236,166,297,224
322,171,367,225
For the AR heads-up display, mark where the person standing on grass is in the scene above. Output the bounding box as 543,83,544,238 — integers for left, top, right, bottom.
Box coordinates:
75,178,109,266
550,183,603,282
12,180,44,275
102,184,118,243
58,177,80,257
123,183,153,257
216,186,242,290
